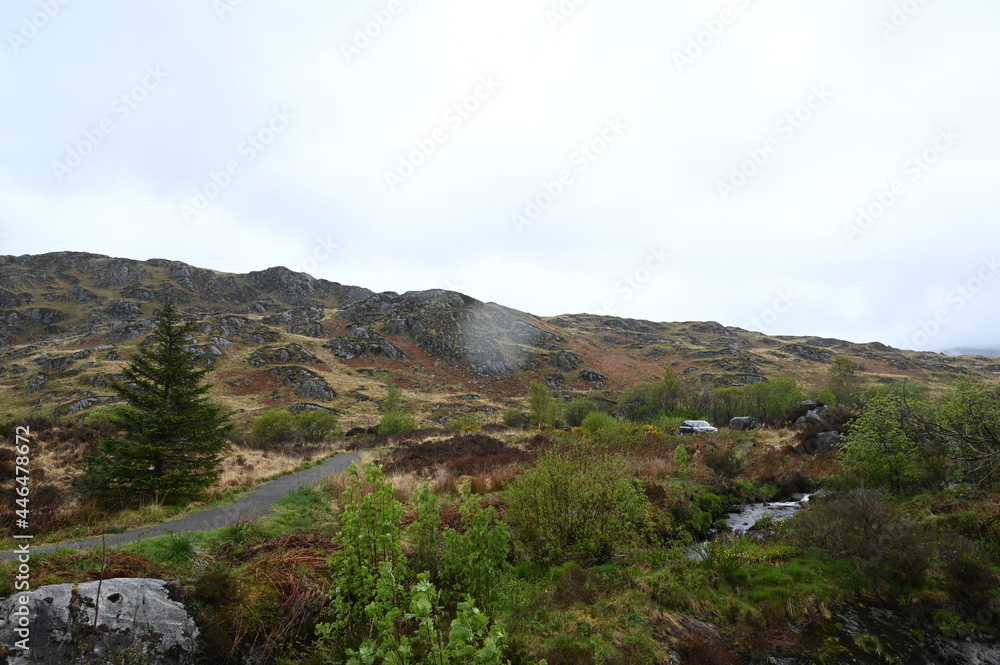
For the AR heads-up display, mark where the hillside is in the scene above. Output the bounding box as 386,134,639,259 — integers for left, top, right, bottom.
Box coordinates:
1,251,997,428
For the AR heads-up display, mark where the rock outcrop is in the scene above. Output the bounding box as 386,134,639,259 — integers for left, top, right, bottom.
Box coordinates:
324,325,407,361
0,578,200,665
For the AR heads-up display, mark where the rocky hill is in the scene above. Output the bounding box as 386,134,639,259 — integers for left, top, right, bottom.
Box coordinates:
1,251,997,428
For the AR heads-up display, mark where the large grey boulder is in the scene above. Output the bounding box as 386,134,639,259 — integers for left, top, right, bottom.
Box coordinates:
0,578,200,665
728,416,761,432
803,431,846,452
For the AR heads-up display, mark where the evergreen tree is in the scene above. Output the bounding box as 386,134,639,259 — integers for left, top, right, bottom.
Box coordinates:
80,300,231,505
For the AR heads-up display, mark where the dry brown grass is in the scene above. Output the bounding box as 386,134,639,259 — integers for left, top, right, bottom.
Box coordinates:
207,443,342,496
0,417,349,543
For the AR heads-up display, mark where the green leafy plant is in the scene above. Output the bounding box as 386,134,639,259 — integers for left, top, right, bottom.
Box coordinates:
377,385,417,435
316,462,406,654
506,445,651,565
347,571,522,665
529,381,558,429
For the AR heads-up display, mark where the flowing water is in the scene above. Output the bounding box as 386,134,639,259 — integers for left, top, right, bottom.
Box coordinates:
685,494,811,560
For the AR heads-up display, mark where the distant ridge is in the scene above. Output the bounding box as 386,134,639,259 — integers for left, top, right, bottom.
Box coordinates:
943,347,1000,358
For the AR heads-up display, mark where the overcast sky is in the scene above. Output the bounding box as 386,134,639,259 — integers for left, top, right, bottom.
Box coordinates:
2,0,997,353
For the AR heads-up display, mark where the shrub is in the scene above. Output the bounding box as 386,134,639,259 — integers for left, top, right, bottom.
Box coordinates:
839,392,924,494
563,398,600,427
580,411,618,435
251,409,340,444
345,573,520,665
251,410,297,444
529,380,558,428
506,445,652,565
790,488,932,588
294,409,339,442
502,409,531,429
703,445,745,481
316,463,405,654
377,410,416,435
82,404,128,427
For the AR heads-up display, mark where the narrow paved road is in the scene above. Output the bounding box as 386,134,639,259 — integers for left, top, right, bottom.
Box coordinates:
0,450,374,561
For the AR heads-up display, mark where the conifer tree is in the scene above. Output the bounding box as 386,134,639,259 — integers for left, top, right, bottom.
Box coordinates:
80,300,231,505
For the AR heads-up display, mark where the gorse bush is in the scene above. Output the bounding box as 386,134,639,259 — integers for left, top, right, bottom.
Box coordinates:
506,444,652,565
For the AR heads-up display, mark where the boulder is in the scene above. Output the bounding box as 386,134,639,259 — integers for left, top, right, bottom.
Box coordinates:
579,368,607,390
802,431,846,453
0,578,200,665
728,416,761,431
324,326,407,361
268,366,336,401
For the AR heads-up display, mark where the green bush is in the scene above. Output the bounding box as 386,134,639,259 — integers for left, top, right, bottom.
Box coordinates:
251,409,340,444
840,392,923,494
506,445,652,565
377,410,416,435
580,411,618,435
316,463,405,654
251,410,297,444
82,403,128,426
294,409,340,442
789,489,932,588
502,409,532,429
563,398,601,428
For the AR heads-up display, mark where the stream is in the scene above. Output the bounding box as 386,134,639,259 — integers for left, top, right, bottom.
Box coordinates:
685,493,812,560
